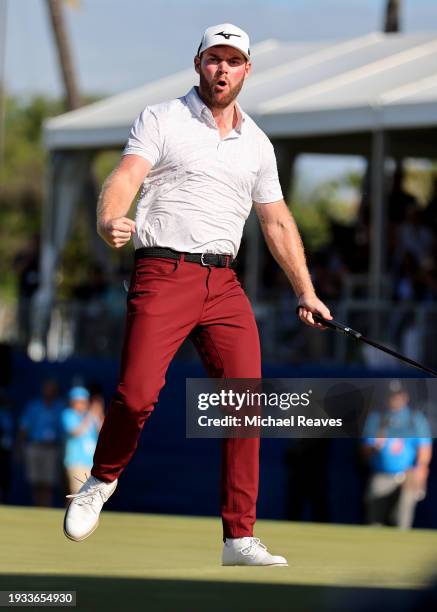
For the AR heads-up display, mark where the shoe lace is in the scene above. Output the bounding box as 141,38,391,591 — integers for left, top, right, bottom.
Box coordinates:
73,472,89,487
241,537,267,557
65,477,109,512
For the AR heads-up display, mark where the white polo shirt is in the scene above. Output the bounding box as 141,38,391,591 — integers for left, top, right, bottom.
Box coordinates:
123,86,283,258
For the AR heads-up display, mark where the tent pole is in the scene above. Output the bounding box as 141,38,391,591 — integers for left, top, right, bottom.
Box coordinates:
245,140,294,304
369,130,386,338
82,161,114,274
274,139,295,200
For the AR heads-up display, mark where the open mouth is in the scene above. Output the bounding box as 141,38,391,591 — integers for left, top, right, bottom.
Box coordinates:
215,79,228,89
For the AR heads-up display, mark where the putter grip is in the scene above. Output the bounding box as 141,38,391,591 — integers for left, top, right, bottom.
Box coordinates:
313,313,362,339
296,307,335,328
312,313,339,330
296,306,361,337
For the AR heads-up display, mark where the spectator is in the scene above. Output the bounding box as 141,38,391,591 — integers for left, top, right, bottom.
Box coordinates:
18,380,63,506
396,207,434,271
87,383,106,424
73,265,111,356
387,165,417,225
0,389,14,504
423,175,437,228
310,248,347,301
73,264,109,302
61,386,103,495
394,252,421,302
361,380,432,529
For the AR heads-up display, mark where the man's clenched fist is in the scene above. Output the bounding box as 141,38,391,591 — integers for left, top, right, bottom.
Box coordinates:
98,217,136,249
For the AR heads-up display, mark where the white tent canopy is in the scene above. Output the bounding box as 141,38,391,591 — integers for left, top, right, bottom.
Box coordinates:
33,32,437,349
45,31,437,150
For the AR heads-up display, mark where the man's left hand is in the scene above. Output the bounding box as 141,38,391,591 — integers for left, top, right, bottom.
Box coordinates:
297,293,333,329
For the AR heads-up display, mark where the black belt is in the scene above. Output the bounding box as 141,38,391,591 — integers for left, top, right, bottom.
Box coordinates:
135,247,238,269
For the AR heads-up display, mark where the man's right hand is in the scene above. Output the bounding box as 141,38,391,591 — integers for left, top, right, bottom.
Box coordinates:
98,217,136,249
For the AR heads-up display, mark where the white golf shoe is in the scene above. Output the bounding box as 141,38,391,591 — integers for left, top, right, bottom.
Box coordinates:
63,475,117,542
222,537,288,566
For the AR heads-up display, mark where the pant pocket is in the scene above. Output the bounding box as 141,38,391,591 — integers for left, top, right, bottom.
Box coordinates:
131,258,179,292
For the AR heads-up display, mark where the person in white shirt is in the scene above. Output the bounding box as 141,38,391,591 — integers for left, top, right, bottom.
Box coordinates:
63,23,331,566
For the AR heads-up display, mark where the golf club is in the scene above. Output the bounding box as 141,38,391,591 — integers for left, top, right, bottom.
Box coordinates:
296,307,437,377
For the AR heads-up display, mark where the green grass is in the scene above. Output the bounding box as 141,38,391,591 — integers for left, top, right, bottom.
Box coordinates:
0,507,436,611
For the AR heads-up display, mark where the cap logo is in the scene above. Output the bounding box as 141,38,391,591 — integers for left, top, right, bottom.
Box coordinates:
215,31,241,40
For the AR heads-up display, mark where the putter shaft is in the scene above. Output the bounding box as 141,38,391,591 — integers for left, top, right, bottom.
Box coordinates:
307,311,437,377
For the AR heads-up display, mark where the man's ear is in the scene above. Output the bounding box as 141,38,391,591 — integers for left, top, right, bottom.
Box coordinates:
194,55,200,74
245,61,252,78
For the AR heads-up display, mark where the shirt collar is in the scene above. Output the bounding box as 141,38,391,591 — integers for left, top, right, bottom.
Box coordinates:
185,86,245,134
387,406,409,421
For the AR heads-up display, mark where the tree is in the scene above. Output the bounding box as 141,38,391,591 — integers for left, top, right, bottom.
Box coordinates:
0,95,66,296
384,0,401,33
45,0,82,109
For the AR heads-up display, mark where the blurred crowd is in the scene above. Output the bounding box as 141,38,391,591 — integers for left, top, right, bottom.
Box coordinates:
360,168,437,303
260,169,437,304
0,376,433,530
15,170,437,309
0,379,104,506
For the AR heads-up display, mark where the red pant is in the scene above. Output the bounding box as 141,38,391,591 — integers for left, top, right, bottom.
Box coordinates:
92,255,261,538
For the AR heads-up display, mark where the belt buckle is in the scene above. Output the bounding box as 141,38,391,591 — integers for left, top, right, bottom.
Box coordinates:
200,253,210,267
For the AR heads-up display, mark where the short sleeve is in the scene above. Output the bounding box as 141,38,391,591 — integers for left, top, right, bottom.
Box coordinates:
61,409,77,434
251,137,283,204
362,411,380,442
413,411,432,444
122,107,162,167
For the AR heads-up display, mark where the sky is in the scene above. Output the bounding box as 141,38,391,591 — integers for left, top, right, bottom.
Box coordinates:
4,0,437,99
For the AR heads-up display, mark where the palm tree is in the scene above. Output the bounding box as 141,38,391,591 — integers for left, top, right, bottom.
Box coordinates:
45,0,82,109
384,0,401,33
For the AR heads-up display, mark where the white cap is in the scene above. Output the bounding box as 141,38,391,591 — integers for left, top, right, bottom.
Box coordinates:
197,23,250,61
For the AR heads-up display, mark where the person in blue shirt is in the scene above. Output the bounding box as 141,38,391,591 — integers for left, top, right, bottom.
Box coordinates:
61,387,103,495
18,380,64,506
362,379,432,529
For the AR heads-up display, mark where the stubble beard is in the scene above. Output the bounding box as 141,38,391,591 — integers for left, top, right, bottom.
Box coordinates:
198,69,245,110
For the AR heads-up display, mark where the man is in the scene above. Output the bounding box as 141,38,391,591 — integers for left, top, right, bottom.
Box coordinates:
19,380,63,506
64,23,331,565
362,380,432,529
61,386,103,495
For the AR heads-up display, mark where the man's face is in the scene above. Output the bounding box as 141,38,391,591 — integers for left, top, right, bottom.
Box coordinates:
42,381,59,403
194,45,251,109
71,398,89,413
388,391,408,411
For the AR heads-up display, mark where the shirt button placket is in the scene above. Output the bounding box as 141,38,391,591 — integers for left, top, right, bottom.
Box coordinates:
217,138,225,160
